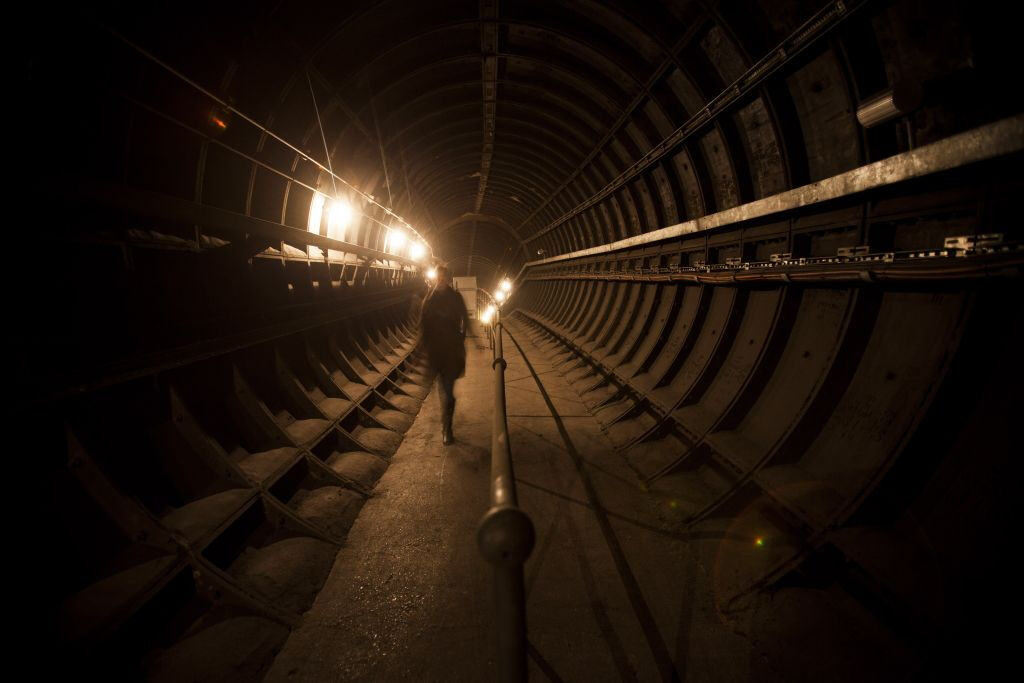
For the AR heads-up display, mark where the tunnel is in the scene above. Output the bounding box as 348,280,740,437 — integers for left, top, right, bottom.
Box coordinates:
18,1,1023,680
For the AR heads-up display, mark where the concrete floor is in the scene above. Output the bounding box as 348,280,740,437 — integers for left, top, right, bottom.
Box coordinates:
264,328,494,682
497,322,769,683
265,321,882,682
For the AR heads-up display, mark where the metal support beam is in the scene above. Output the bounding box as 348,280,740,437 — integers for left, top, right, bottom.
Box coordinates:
515,114,1024,275
511,11,711,235
476,0,499,213
523,0,869,243
71,181,417,266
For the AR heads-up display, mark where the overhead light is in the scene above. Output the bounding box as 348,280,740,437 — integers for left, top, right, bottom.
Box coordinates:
494,289,507,304
500,278,512,293
410,242,426,261
426,267,437,280
388,229,407,253
481,304,496,324
328,200,354,239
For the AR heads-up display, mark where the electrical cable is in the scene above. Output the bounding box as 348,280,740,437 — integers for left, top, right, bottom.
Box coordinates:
306,70,339,199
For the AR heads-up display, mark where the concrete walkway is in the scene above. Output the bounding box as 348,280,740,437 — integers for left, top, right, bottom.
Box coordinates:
266,321,768,682
265,326,495,682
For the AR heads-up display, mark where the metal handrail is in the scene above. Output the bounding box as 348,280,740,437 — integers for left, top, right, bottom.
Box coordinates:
477,309,535,683
476,288,497,351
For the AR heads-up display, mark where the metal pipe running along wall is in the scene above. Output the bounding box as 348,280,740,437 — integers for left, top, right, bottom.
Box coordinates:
515,114,1024,279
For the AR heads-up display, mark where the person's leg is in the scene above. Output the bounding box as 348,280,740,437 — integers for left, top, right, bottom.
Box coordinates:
446,374,457,434
438,372,456,442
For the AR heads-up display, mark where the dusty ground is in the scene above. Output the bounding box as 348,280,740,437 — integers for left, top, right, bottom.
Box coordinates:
264,321,881,682
265,328,494,682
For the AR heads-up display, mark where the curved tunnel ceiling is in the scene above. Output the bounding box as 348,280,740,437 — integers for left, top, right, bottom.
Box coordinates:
35,0,1017,290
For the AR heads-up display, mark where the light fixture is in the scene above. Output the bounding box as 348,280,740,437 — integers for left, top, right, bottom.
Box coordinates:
426,267,437,280
500,278,512,293
388,229,407,253
328,199,354,239
494,289,507,304
481,304,496,324
410,242,426,261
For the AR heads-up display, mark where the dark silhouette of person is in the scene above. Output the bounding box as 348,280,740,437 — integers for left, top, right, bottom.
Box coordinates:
419,265,470,444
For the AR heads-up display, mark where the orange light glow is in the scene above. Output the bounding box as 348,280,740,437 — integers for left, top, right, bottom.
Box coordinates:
328,200,353,239
388,229,407,253
308,193,325,233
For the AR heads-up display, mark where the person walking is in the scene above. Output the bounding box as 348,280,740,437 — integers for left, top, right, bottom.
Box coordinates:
419,265,470,445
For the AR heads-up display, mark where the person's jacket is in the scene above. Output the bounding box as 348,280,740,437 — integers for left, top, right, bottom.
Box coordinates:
420,286,470,378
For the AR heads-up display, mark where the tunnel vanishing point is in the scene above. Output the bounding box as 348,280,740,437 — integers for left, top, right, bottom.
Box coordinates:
16,1,1023,681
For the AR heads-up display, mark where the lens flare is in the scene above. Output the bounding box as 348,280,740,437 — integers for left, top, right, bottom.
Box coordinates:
328,200,354,239
308,193,325,233
389,230,407,252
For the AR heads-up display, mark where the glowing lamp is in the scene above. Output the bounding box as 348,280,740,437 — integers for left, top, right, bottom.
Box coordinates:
328,200,354,239
388,229,407,253
500,278,512,293
481,305,496,324
494,289,507,304
410,242,426,261
426,267,437,280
